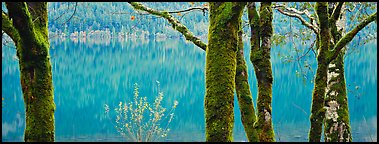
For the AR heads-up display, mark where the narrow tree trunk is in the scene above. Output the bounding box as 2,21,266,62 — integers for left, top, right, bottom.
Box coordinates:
309,56,328,142
205,2,246,142
248,2,275,142
235,23,258,142
5,2,55,142
309,2,330,142
128,2,260,141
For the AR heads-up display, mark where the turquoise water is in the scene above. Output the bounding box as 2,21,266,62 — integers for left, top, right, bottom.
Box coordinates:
2,37,377,142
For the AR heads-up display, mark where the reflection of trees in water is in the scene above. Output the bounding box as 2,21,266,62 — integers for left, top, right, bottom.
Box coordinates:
1,38,376,141
49,38,204,106
2,45,25,139
47,38,206,137
2,112,24,140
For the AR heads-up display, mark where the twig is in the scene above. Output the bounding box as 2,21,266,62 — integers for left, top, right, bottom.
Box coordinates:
291,102,308,116
61,2,78,26
110,6,208,16
167,7,208,14
128,2,207,50
296,39,316,61
274,4,318,34
362,114,374,142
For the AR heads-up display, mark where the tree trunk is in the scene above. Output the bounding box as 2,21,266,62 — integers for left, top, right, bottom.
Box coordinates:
324,3,352,142
309,56,328,142
205,2,246,142
4,2,55,142
324,51,351,142
248,2,275,142
309,2,330,142
235,22,258,142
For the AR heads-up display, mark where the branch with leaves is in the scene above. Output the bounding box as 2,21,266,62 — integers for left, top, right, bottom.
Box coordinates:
274,4,319,34
128,2,207,50
328,11,377,63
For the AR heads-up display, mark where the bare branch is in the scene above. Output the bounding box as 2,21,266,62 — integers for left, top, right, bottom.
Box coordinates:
329,11,377,63
273,3,316,22
274,5,319,34
297,39,316,61
166,7,208,14
109,12,150,15
52,2,81,22
62,2,78,25
329,2,344,27
128,2,207,51
331,2,344,21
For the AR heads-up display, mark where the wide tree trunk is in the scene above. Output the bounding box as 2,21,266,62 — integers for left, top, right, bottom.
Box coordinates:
247,2,275,142
324,51,352,142
4,2,55,142
205,2,246,142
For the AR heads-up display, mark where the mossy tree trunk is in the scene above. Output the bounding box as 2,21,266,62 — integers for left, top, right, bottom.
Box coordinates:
129,2,261,141
247,2,275,142
309,2,329,142
3,2,55,142
235,19,258,142
309,2,376,142
205,2,246,142
324,3,352,142
274,2,376,142
324,51,351,142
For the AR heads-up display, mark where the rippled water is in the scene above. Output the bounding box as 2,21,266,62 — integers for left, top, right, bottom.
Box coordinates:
2,37,377,142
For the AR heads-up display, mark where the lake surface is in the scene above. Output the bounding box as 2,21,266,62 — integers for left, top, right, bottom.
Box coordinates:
2,37,377,142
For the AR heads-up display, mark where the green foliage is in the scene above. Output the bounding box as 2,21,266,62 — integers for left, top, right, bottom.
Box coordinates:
104,82,178,142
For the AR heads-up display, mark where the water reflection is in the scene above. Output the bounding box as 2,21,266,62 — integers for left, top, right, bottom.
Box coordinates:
1,37,377,142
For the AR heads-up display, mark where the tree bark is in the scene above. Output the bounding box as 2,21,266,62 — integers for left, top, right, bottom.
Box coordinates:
4,2,55,142
205,2,246,142
128,2,262,141
248,2,275,142
272,2,375,142
235,20,258,142
324,3,352,142
324,51,352,142
309,2,329,142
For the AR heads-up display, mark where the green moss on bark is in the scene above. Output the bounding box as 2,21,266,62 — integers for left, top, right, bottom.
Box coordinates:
324,52,351,142
235,24,258,142
205,2,246,142
5,2,55,142
247,2,275,142
309,41,328,142
309,2,330,142
324,7,352,141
